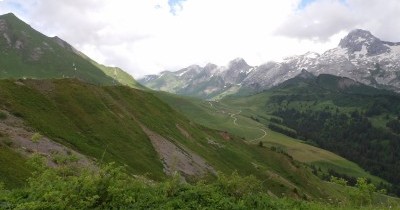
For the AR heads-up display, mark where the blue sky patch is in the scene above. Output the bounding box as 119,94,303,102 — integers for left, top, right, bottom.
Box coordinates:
168,0,186,7
298,0,317,9
298,0,346,10
168,0,186,15
7,1,23,11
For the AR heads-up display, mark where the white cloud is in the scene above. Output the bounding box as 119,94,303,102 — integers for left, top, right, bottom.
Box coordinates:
276,0,358,40
277,0,400,42
1,0,399,77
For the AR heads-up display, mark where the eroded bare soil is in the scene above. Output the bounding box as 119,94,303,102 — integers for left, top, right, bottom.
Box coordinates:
0,109,91,167
139,123,215,177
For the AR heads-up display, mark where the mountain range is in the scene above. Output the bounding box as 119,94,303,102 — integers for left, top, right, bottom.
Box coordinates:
139,29,400,99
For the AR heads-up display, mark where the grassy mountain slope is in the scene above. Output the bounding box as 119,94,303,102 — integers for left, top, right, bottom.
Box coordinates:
154,91,385,185
223,72,400,194
0,79,165,179
81,53,145,89
0,13,139,88
0,78,354,200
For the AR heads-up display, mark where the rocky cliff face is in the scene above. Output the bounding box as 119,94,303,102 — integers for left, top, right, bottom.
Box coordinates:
243,29,400,93
309,29,400,91
139,29,400,98
139,58,254,98
338,29,391,56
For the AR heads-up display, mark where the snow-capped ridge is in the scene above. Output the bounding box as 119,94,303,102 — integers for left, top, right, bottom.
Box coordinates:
339,29,390,56
139,29,400,99
304,51,320,59
228,57,249,68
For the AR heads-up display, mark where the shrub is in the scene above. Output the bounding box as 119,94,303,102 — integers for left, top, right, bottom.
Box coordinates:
258,141,264,147
1,156,397,209
31,133,43,144
2,138,13,147
0,111,7,120
350,177,376,206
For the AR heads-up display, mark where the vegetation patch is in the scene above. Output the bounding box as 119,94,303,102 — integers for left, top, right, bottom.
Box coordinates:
0,111,7,120
1,157,398,209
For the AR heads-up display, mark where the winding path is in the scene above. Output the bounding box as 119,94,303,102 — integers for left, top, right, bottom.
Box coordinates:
230,110,241,126
208,101,267,143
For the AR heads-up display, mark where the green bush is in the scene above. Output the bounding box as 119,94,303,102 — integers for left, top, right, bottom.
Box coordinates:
1,157,398,210
0,111,7,120
2,138,13,147
350,177,376,206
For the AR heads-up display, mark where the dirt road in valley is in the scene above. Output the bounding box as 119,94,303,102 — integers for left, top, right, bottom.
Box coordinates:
208,101,267,142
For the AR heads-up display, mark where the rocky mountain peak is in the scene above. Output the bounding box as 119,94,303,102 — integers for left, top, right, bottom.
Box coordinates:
228,57,249,69
338,29,390,56
159,70,171,75
202,63,219,76
204,63,218,70
186,64,202,73
174,64,203,79
0,13,18,22
1,12,17,18
303,51,320,59
0,12,26,29
0,13,15,32
339,29,377,46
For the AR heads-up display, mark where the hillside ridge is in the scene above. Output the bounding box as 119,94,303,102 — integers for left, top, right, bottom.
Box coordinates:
0,13,140,88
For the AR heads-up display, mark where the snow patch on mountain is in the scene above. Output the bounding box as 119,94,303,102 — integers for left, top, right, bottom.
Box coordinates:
139,29,400,98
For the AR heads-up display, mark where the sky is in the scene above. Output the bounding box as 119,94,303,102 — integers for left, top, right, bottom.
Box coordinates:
0,0,399,78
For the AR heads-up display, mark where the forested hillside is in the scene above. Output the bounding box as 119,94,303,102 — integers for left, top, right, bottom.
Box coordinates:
224,72,400,195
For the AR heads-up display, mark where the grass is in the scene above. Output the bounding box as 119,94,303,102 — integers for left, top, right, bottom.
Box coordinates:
0,78,363,200
0,79,165,180
0,143,32,188
155,91,387,185
3,161,399,209
264,131,383,183
369,114,392,129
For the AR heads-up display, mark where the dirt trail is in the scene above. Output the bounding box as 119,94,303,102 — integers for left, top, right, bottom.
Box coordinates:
208,101,267,142
230,110,241,126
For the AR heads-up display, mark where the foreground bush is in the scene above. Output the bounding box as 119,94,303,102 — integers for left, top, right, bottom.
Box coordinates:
0,155,398,209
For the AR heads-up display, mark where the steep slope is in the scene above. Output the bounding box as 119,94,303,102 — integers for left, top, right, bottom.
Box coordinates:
224,72,400,195
0,13,139,88
0,78,351,199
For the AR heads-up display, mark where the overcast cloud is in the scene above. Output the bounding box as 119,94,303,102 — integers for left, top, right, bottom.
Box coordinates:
0,0,399,77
